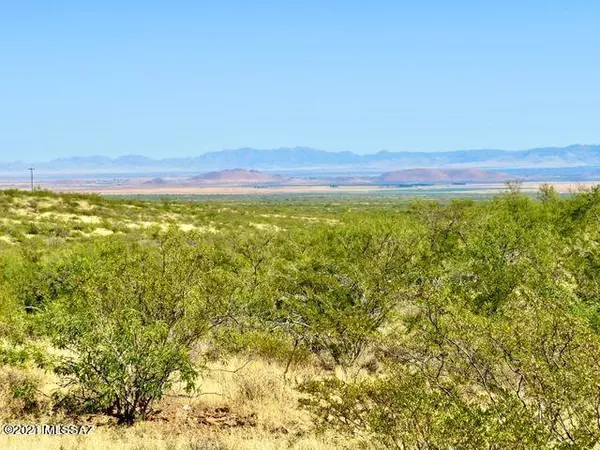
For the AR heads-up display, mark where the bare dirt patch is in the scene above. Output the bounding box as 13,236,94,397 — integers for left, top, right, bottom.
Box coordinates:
149,404,257,429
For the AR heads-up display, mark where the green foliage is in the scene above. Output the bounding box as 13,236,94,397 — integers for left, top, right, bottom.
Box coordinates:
51,308,197,423
264,223,411,369
41,233,227,424
301,187,600,448
301,371,550,449
4,186,600,447
0,368,47,417
212,328,311,366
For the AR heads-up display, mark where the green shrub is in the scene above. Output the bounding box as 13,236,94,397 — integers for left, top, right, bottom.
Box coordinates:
0,368,47,417
43,232,227,424
51,308,196,423
212,328,311,367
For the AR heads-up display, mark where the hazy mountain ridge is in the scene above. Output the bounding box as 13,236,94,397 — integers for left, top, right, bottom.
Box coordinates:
2,144,600,173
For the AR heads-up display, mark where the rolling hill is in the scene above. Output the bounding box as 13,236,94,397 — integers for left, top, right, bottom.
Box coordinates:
378,168,508,183
187,169,284,184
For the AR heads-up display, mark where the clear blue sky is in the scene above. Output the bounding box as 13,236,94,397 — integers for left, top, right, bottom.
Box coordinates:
1,1,599,161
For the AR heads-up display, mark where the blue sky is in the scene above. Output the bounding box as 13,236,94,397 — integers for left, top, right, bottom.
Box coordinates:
1,1,599,161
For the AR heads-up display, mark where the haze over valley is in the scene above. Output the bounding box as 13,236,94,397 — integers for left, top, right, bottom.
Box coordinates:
1,144,599,195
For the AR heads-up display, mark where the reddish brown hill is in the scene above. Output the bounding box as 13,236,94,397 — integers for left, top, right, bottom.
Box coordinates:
378,168,508,183
143,177,169,186
187,169,284,184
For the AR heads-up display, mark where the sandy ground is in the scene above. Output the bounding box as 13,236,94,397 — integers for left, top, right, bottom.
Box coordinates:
2,179,599,196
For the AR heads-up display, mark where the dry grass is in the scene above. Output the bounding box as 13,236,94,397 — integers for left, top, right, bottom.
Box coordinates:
0,357,356,450
0,428,348,450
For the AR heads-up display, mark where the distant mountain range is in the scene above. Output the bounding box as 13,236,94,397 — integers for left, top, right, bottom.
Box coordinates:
2,144,600,174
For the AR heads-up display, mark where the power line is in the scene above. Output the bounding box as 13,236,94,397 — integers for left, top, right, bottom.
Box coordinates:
28,167,35,192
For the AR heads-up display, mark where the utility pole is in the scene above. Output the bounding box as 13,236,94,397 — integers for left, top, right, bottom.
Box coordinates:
28,167,35,191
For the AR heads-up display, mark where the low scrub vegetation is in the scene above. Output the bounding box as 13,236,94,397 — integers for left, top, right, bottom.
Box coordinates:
2,186,600,448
